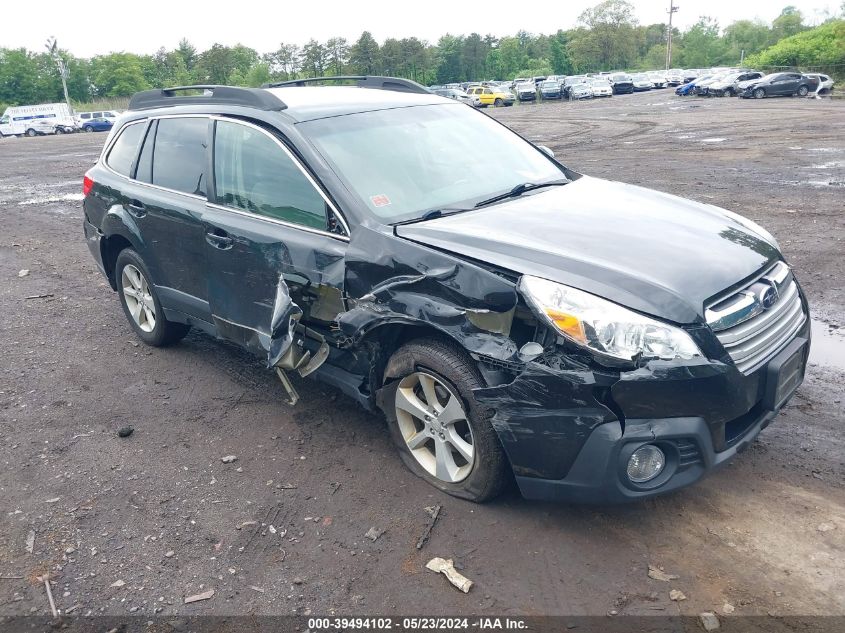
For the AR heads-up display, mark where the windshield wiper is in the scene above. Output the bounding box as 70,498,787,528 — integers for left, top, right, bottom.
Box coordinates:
474,179,568,209
393,207,473,226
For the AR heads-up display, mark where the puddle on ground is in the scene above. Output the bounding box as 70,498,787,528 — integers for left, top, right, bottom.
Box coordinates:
810,319,845,371
701,137,727,143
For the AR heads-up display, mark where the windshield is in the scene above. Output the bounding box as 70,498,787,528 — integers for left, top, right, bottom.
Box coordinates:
541,81,560,88
611,74,630,81
590,79,610,86
303,103,564,223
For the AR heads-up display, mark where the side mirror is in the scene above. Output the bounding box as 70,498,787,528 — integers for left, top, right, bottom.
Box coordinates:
537,145,555,159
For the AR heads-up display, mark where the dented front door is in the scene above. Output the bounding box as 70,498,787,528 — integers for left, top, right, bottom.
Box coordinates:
202,118,347,362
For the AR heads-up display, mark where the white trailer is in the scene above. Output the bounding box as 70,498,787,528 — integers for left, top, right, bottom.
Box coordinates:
0,103,76,137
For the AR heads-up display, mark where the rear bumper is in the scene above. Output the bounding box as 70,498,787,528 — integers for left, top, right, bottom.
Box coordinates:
497,322,810,504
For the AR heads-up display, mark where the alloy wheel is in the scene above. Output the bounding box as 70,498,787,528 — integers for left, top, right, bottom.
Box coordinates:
394,371,475,483
121,264,156,333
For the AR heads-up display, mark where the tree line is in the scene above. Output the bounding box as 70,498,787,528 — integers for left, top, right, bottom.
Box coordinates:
1,0,843,110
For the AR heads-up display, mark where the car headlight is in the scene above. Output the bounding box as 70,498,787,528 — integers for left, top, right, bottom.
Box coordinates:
518,275,702,362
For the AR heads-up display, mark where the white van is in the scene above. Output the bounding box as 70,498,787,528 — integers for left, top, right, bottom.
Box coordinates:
0,103,76,137
75,110,120,127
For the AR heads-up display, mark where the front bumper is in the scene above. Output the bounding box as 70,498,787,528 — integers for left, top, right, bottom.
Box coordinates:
486,321,810,504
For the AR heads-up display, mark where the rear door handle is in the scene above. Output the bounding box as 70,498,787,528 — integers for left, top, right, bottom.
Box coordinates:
125,200,146,218
206,229,233,250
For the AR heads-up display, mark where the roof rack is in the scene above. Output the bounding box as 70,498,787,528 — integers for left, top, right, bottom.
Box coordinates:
263,75,430,95
128,85,287,112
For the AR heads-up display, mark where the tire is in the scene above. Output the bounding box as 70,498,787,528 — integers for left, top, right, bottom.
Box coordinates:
726,88,735,97
383,338,509,502
84,126,94,133
494,98,504,107
115,249,190,347
753,88,766,99
55,127,64,135
25,128,37,137
797,85,809,97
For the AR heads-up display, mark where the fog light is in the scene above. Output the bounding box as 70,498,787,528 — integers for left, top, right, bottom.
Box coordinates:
627,445,666,483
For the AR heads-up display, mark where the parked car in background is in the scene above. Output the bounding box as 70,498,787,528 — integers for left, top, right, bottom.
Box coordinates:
562,75,588,98
539,80,563,99
76,110,120,128
647,71,668,88
433,88,480,107
589,78,613,98
693,73,730,96
81,117,115,132
610,73,634,94
676,75,712,96
683,69,700,83
666,69,685,86
804,73,834,95
739,72,818,99
515,81,537,101
466,85,514,107
568,81,593,100
709,71,763,97
631,74,653,92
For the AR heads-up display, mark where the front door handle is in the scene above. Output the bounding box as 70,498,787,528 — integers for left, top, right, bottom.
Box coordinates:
125,200,146,218
206,229,233,250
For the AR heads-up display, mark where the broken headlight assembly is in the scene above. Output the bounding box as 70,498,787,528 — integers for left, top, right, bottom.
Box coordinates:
518,275,702,363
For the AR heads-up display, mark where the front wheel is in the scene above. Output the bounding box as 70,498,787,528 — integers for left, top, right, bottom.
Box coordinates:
115,249,190,347
384,339,508,502
753,88,766,99
25,128,37,137
84,126,94,133
55,127,64,135
797,85,809,97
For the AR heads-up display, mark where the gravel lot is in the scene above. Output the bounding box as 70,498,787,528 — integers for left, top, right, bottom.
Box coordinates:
1,91,844,623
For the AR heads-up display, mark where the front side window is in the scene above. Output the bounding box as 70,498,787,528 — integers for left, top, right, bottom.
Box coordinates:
106,122,146,177
213,120,327,230
151,117,207,196
304,103,564,223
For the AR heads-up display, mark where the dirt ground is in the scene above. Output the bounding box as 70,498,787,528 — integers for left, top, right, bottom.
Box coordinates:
1,91,843,623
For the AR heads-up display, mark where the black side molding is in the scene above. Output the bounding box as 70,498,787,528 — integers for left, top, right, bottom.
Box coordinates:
128,86,287,112
263,75,431,95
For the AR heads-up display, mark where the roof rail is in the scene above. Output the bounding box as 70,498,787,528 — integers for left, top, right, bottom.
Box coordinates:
263,75,431,95
128,85,287,112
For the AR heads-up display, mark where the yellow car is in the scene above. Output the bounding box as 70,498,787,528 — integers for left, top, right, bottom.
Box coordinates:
467,85,515,107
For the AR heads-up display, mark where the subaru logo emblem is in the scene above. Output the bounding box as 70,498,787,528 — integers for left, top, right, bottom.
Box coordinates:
760,285,778,310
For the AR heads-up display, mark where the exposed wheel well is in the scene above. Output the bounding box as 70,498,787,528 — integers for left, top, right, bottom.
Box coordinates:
358,322,465,388
101,234,133,290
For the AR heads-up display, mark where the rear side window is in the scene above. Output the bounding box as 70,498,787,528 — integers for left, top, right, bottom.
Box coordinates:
151,118,208,196
135,120,157,183
213,120,327,230
106,122,146,177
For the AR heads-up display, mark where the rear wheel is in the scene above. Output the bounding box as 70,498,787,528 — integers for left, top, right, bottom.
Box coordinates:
84,125,94,133
797,85,809,97
25,128,37,137
384,339,508,502
494,98,504,107
115,249,190,347
55,127,64,135
753,88,766,99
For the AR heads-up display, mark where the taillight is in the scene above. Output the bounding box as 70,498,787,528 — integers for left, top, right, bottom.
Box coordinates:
83,173,94,197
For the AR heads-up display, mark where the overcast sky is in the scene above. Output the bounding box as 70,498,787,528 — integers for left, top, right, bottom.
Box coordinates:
8,0,841,57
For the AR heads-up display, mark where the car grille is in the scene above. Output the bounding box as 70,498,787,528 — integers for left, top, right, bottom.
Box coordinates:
705,261,806,374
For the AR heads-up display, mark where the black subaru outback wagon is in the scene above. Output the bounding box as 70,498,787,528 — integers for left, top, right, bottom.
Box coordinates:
82,77,810,503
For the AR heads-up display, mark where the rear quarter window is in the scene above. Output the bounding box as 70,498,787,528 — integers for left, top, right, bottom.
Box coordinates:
106,122,146,177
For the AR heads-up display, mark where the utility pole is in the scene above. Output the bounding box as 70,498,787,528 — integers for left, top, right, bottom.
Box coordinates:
45,37,73,114
666,1,679,71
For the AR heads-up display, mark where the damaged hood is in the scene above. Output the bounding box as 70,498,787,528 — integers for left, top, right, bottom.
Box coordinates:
395,176,780,324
